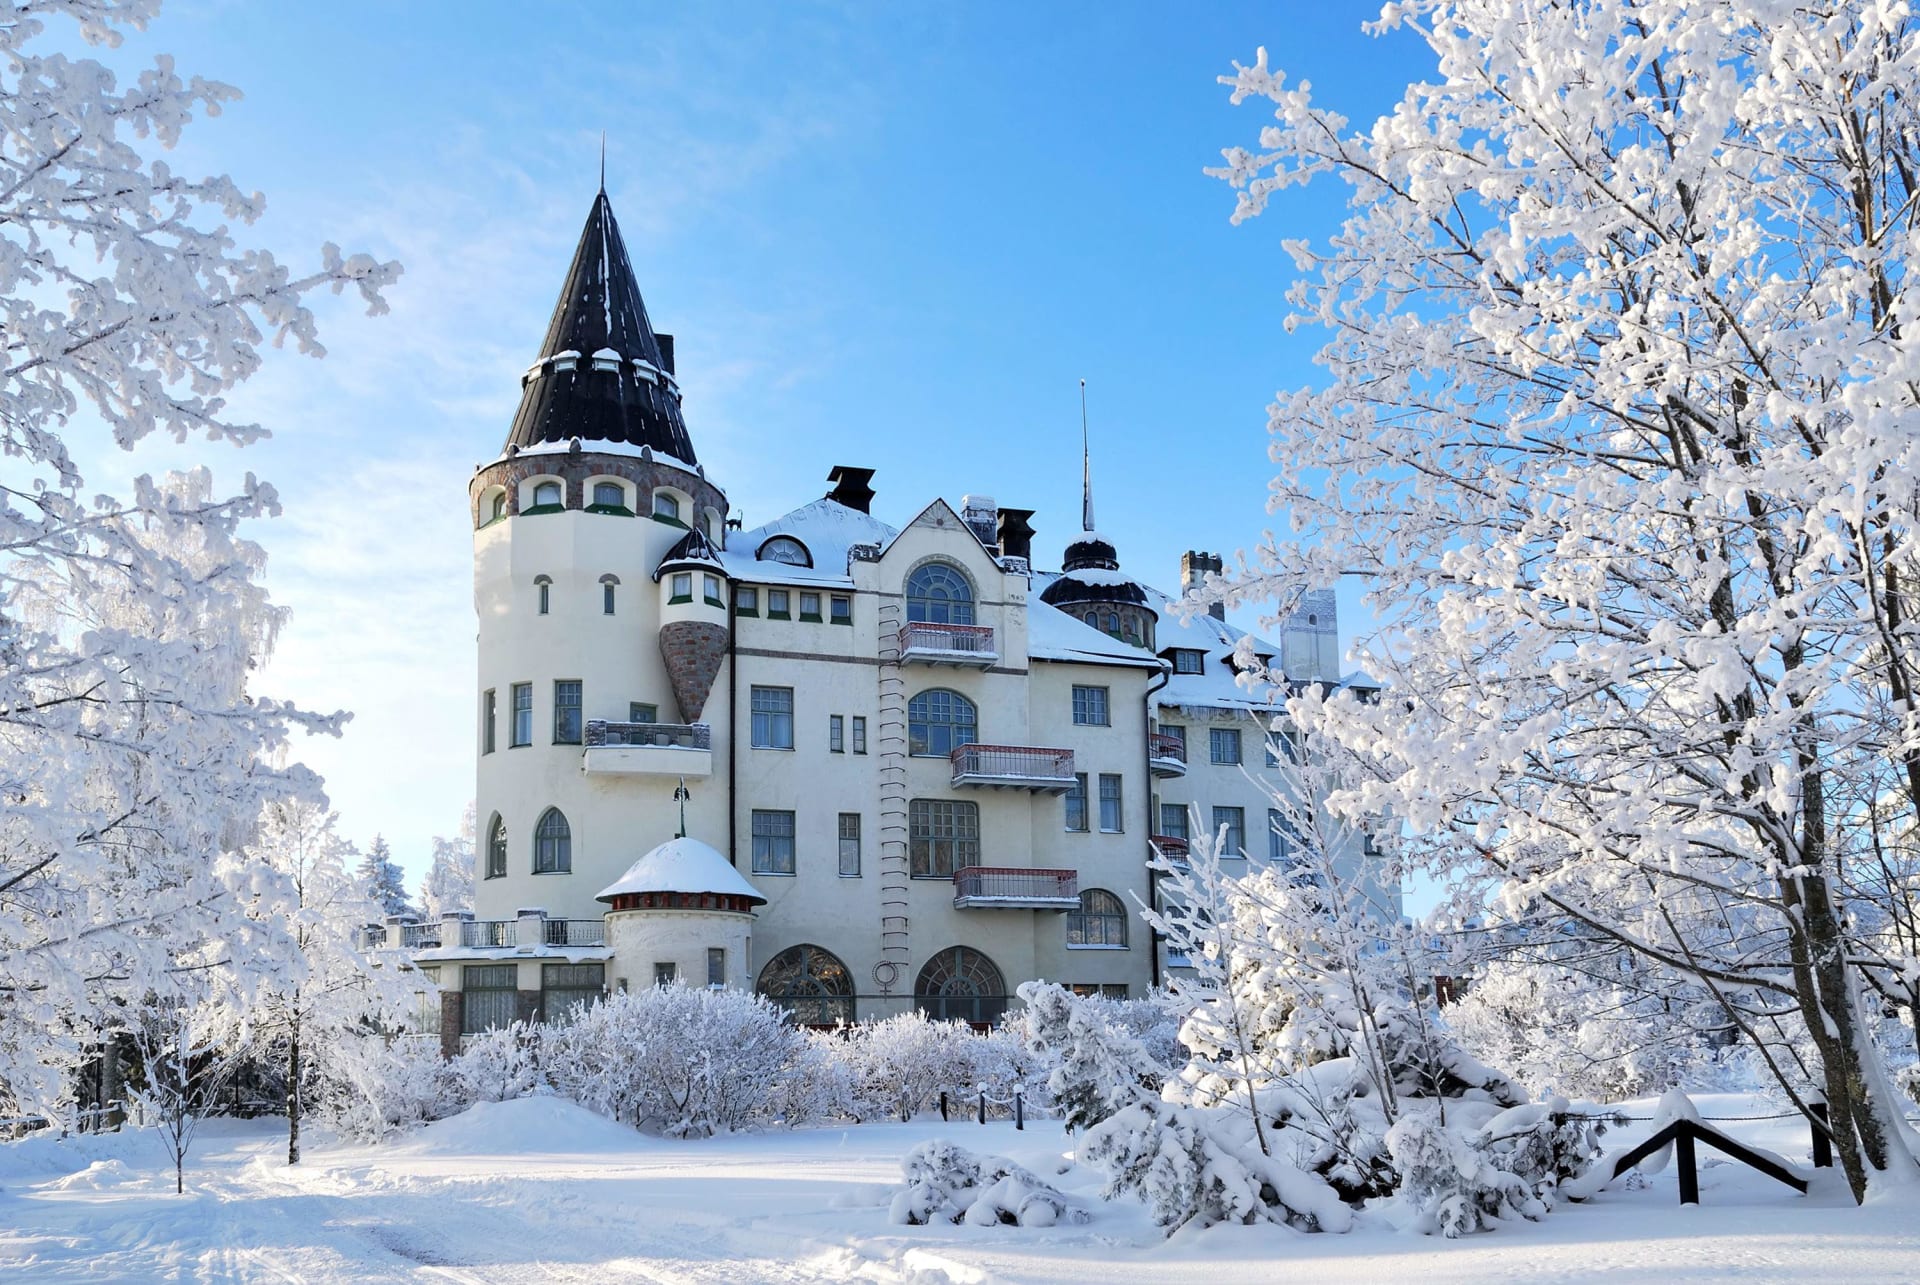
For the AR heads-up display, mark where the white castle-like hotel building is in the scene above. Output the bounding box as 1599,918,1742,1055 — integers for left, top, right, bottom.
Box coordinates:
407,190,1395,1050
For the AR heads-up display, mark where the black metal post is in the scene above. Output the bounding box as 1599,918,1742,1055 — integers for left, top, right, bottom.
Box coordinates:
1809,1101,1832,1169
939,1091,948,1122
1676,1126,1700,1205
978,1090,987,1125
1015,1091,1024,1131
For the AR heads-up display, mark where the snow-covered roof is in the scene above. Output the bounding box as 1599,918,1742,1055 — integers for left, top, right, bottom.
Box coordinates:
595,837,766,906
1026,595,1165,669
720,496,899,586
1138,583,1291,715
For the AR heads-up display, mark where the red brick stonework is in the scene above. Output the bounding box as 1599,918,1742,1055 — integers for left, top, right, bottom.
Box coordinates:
469,448,726,527
659,620,729,722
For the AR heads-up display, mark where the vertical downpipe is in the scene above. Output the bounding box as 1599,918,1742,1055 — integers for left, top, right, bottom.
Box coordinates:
1144,663,1171,986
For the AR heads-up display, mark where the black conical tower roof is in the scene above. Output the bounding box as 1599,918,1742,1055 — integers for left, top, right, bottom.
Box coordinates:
505,192,697,462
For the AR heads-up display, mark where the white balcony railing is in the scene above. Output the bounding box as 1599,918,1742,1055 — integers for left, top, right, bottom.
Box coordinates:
897,621,997,666
949,743,1076,793
952,865,1079,909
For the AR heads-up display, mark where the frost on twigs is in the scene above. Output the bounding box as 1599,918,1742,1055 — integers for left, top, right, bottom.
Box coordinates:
889,1139,1090,1228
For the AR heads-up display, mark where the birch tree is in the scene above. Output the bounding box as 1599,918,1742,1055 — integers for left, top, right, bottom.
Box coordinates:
1208,0,1920,1197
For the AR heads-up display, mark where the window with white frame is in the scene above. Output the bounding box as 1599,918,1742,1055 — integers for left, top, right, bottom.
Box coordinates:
704,574,724,605
670,572,693,602
767,588,790,617
591,481,628,511
758,536,811,566
736,585,759,615
629,702,657,723
653,491,683,523
799,591,821,620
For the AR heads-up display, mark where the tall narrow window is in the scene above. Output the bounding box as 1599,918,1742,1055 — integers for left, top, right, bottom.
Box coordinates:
704,574,724,606
485,813,507,879
1210,727,1243,765
553,680,582,744
535,575,552,615
511,683,532,747
852,716,867,754
601,574,618,615
1269,808,1295,864
534,808,572,873
488,491,507,523
751,686,794,749
1212,806,1245,858
707,947,727,988
1071,685,1110,726
838,813,861,877
910,799,979,877
1064,774,1089,832
1098,773,1123,832
830,715,845,753
482,689,496,754
752,809,796,874
908,689,978,757
1159,803,1189,842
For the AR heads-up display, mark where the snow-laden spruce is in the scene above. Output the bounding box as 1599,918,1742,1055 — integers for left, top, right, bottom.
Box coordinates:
1205,0,1920,1200
0,0,397,1124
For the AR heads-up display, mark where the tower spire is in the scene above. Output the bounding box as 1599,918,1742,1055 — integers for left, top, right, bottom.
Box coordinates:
1079,378,1095,533
598,131,606,193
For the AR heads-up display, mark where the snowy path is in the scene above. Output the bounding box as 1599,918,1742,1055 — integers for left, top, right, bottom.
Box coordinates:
2,1095,1918,1283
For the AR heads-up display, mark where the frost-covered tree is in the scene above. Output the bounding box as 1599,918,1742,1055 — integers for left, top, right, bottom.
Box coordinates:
356,835,412,920
419,804,476,923
1015,981,1161,1132
234,799,418,1164
1208,0,1920,1198
0,0,395,1115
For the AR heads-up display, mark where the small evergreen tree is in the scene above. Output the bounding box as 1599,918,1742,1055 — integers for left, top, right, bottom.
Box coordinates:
357,835,414,919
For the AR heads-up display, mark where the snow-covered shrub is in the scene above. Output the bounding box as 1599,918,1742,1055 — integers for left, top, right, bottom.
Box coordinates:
544,987,803,1137
314,1033,453,1142
1384,1100,1611,1238
840,1011,982,1121
1079,1097,1353,1235
890,1139,1089,1228
761,1028,856,1126
1016,981,1160,1131
447,1023,544,1104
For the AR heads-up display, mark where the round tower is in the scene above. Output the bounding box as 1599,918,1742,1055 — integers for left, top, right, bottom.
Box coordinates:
1038,409,1157,648
470,190,734,925
595,836,765,991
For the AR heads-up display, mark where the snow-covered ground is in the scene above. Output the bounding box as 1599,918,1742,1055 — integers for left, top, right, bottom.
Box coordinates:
2,1094,1916,1283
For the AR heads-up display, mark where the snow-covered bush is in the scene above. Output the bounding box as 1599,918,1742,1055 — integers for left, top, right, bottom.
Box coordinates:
890,1139,1088,1228
839,1011,983,1121
761,1028,857,1126
1016,981,1160,1132
544,987,803,1137
1383,1098,1612,1238
447,1024,544,1104
313,1033,452,1142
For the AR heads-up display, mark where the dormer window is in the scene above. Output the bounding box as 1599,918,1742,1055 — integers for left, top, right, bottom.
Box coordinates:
758,536,811,567
532,480,563,509
653,491,684,525
589,481,632,515
1172,649,1205,675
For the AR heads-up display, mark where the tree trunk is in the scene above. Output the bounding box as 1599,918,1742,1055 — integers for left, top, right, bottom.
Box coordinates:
286,1011,301,1166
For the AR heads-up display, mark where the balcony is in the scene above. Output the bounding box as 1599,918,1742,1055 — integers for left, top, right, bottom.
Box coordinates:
897,621,997,667
581,720,712,778
461,920,515,949
1148,732,1188,778
1150,834,1189,864
356,922,445,950
949,743,1076,793
952,865,1079,910
542,918,606,948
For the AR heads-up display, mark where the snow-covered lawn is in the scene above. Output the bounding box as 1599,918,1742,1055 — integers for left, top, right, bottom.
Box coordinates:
2,1094,1915,1283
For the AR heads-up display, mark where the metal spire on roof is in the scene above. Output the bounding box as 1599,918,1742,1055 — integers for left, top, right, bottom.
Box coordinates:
598,131,606,193
674,777,690,839
1079,378,1095,533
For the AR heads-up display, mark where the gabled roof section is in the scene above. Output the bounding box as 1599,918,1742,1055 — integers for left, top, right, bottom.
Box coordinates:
505,192,697,461
720,496,901,586
655,526,725,580
1028,596,1165,670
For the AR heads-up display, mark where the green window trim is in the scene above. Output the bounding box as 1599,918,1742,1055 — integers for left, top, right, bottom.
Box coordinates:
766,610,792,620
735,604,759,616
706,596,728,608
668,594,694,605
521,503,565,516
798,613,824,623
585,503,635,517
650,513,690,529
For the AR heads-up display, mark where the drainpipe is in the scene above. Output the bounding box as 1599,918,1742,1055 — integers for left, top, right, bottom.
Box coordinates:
1144,661,1171,986
728,606,739,869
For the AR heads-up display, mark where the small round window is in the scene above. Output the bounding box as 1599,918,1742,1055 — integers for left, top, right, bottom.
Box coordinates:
758,536,812,567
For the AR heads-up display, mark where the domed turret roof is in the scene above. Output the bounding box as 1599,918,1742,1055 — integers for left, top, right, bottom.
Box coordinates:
595,836,765,906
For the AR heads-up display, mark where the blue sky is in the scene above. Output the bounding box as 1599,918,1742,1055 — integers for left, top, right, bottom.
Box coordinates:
81,2,1435,884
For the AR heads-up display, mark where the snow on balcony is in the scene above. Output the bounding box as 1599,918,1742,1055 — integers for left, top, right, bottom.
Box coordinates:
951,865,1079,910
897,621,997,667
582,720,713,777
1148,732,1188,778
948,744,1076,793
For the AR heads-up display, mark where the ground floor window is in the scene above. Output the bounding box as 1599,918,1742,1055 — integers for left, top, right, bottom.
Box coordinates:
461,963,518,1034
654,962,678,987
1066,888,1129,948
914,945,1005,1026
1069,983,1128,999
757,944,855,1026
541,962,604,1024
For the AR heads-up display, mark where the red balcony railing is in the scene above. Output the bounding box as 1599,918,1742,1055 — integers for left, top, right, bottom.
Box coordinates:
898,621,997,663
949,743,1076,791
952,865,1078,908
1149,732,1187,762
1150,834,1190,861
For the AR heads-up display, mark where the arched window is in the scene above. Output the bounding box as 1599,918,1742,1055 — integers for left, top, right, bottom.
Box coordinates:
914,946,1005,1026
487,491,507,523
758,536,811,567
534,808,571,874
485,813,507,880
532,480,563,509
534,574,552,616
600,573,619,616
757,944,855,1027
907,563,974,625
1067,889,1128,948
907,689,977,757
652,490,683,523
591,481,629,512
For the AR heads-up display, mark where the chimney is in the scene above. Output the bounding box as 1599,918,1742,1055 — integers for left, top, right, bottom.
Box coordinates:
1182,550,1226,621
825,466,876,514
656,334,676,378
960,495,999,551
997,508,1036,562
